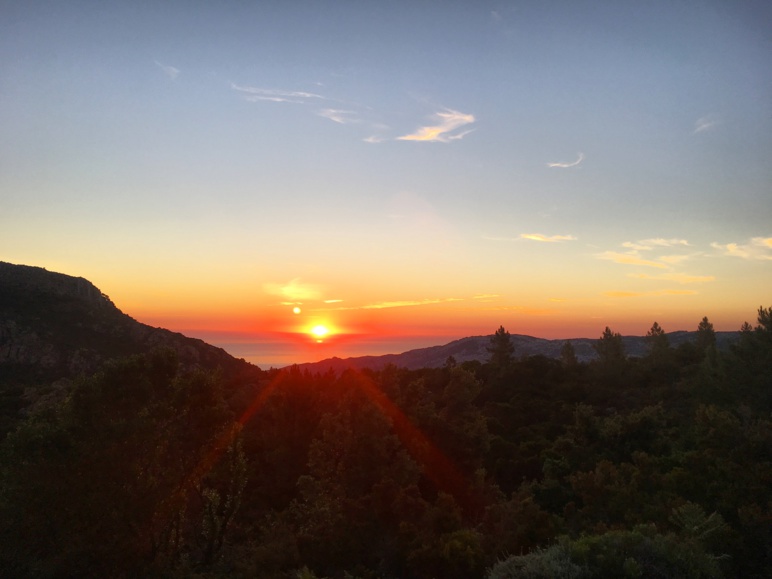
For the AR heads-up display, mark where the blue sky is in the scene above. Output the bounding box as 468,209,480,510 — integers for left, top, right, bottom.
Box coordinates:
2,1,771,363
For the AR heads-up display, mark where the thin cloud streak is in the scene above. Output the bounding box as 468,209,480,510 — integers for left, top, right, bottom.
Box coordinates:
604,289,698,298
628,273,715,284
546,152,584,168
694,115,718,133
658,254,693,265
155,60,180,80
318,109,358,124
623,238,690,251
520,233,577,243
397,109,475,143
231,83,324,103
596,251,669,269
326,297,465,311
362,298,463,310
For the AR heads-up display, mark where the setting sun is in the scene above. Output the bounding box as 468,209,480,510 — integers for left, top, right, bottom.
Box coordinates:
310,325,330,341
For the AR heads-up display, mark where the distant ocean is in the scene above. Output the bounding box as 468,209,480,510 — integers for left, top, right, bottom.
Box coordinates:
183,331,462,369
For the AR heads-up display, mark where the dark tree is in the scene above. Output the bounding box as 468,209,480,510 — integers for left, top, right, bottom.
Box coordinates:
646,322,670,358
594,326,625,364
696,316,716,354
560,340,578,367
487,325,514,369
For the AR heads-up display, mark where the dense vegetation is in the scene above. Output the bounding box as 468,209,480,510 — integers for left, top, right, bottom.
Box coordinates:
1,308,770,578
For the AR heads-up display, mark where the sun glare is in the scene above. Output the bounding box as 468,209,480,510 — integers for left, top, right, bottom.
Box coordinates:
310,325,330,342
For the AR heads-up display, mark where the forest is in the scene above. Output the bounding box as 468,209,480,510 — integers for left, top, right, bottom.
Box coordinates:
1,309,770,578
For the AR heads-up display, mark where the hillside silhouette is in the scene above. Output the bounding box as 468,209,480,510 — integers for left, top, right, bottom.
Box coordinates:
0,262,770,578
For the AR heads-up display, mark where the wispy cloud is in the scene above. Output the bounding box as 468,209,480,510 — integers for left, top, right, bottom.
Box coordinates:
478,305,557,316
263,278,324,301
362,298,462,309
473,294,499,300
397,109,475,143
155,60,180,80
547,152,584,168
231,83,324,104
658,254,692,265
317,108,358,124
520,233,577,243
604,289,698,298
328,297,463,311
482,233,576,243
628,273,715,284
622,238,690,251
694,114,718,134
596,251,669,269
711,237,772,260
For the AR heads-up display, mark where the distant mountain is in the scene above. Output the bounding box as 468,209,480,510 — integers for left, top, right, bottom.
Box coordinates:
0,261,258,386
295,329,740,374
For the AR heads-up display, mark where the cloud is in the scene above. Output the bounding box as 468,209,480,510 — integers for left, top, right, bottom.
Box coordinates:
482,233,576,243
397,109,475,143
596,251,669,269
604,291,645,298
621,241,651,251
362,298,462,309
473,294,499,300
622,238,690,251
263,278,324,301
318,108,358,124
547,152,584,168
660,289,699,295
711,237,772,260
231,83,324,103
154,60,180,80
604,289,698,298
327,297,464,311
658,254,692,265
641,238,690,247
628,273,715,284
694,115,718,133
323,299,343,304
363,135,387,143
479,305,557,316
520,233,577,243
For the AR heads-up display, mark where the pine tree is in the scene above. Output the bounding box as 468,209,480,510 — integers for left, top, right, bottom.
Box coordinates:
487,326,514,369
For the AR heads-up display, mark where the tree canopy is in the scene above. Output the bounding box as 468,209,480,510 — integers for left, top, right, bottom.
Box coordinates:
2,309,771,577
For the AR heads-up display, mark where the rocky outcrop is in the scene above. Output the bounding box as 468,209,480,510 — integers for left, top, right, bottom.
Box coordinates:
0,261,257,384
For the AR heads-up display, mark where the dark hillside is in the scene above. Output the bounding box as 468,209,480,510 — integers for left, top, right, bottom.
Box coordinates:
296,330,738,373
0,262,260,433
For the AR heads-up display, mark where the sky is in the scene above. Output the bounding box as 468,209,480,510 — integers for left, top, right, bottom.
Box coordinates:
2,1,771,366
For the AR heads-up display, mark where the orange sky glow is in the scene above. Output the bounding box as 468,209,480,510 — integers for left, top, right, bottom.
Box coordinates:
2,4,770,367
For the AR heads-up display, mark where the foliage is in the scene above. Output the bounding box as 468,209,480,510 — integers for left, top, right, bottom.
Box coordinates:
488,325,515,370
2,307,772,577
0,349,245,576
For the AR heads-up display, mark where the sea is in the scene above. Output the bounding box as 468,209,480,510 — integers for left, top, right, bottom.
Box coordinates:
183,331,461,369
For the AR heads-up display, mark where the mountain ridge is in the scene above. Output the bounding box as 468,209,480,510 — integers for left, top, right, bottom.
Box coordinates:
294,329,739,374
0,261,258,384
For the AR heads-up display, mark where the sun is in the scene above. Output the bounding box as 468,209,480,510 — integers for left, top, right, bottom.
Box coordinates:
310,325,330,342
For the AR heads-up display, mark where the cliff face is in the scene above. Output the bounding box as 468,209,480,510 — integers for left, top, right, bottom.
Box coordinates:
0,262,257,384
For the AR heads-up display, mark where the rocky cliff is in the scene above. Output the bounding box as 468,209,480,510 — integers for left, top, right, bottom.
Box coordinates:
0,261,258,385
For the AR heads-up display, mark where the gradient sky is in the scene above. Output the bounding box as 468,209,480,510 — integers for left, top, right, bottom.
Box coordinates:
2,2,771,364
